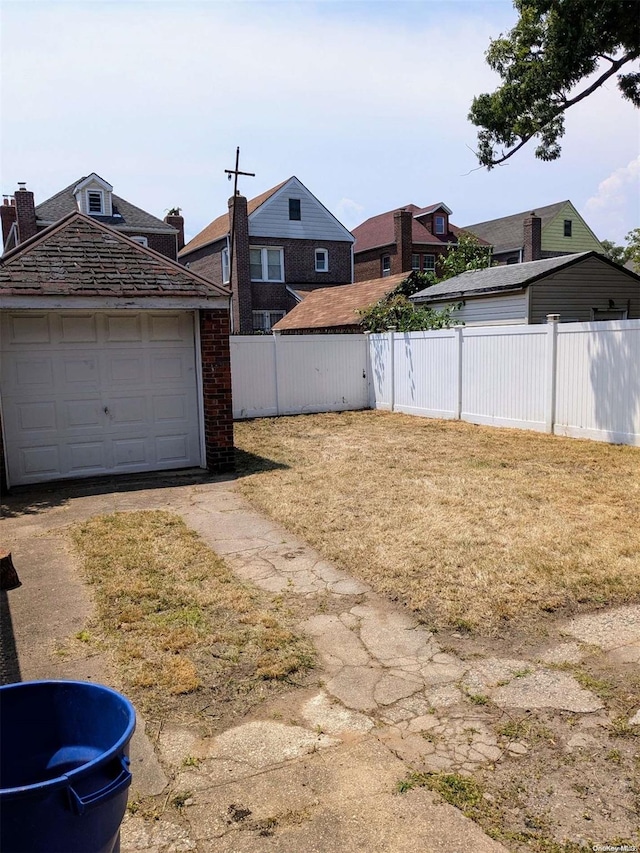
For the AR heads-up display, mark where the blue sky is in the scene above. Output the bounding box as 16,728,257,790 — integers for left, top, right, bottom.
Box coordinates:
2,0,638,245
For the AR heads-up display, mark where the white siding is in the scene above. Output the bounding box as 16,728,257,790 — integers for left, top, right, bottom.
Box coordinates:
249,177,353,242
428,292,527,326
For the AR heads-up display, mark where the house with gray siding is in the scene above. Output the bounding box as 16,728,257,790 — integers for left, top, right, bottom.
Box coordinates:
179,177,354,334
410,252,639,325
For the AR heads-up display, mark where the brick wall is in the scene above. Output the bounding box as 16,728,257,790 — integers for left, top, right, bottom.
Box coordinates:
230,196,253,334
523,215,542,262
199,309,235,472
146,232,178,261
353,247,394,281
14,189,38,243
0,408,6,493
393,210,412,275
1,200,16,245
180,240,226,284
248,237,352,285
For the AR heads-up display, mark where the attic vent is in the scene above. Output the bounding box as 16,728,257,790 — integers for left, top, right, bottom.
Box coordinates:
87,191,104,214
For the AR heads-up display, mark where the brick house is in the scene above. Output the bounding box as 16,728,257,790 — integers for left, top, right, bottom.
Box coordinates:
179,176,355,334
352,203,484,282
0,212,233,489
1,173,184,260
463,201,604,265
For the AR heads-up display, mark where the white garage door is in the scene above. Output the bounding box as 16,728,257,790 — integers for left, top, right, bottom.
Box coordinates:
1,311,203,486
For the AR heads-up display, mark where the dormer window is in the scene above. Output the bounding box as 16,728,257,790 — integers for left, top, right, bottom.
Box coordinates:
435,215,446,235
87,190,104,214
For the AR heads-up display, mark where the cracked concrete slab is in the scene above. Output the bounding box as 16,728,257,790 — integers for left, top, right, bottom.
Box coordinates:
491,669,605,712
563,605,640,651
301,691,374,735
210,721,339,769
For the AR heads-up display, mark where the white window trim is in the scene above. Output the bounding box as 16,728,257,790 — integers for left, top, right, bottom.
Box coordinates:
434,215,445,235
382,255,391,277
252,309,285,332
315,248,329,272
87,189,105,215
250,246,284,282
130,235,148,247
411,254,420,272
423,253,435,271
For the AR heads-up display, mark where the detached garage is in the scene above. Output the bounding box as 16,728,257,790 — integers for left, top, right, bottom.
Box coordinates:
0,212,233,488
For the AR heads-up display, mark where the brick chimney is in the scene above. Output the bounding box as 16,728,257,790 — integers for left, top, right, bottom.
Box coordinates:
164,212,184,253
228,194,252,334
1,197,17,246
393,209,413,274
14,184,38,244
523,212,542,262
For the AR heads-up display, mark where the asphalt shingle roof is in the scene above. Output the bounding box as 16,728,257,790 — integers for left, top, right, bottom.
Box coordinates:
273,273,407,331
411,253,593,301
462,201,568,254
180,180,289,257
0,213,230,299
35,178,177,233
352,204,483,254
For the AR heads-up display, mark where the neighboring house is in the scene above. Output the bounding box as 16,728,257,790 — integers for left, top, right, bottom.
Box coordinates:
411,252,640,325
463,201,603,265
1,174,184,260
351,203,487,282
0,212,233,489
179,177,355,334
273,273,407,334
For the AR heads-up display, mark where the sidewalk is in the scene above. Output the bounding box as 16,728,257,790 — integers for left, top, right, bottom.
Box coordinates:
3,473,638,851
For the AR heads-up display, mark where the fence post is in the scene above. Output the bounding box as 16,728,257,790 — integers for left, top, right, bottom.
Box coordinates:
387,328,395,412
272,330,281,416
545,314,560,433
454,325,464,420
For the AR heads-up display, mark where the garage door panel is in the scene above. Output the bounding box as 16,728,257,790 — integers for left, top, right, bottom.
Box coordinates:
1,310,203,486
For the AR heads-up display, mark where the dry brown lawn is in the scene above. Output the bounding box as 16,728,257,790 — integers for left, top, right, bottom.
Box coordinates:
235,411,640,633
70,511,314,721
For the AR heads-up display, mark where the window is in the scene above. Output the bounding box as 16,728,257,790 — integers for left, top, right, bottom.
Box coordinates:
591,307,627,321
564,219,572,237
130,236,148,247
423,254,435,271
221,247,230,283
382,255,391,277
435,215,445,235
87,190,104,214
289,198,301,221
412,254,420,271
249,247,284,281
252,310,285,332
315,248,328,272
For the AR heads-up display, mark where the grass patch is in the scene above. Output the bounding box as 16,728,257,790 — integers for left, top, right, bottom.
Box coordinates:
70,511,314,717
235,411,640,632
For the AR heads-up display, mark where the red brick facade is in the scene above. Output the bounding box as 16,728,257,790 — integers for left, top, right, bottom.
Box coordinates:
199,309,235,472
523,214,542,262
14,188,38,243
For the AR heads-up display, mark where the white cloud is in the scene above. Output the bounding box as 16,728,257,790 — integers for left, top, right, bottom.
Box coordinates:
582,156,640,244
333,198,365,230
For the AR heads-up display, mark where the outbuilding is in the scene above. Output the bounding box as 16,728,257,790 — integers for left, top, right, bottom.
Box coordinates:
0,212,233,488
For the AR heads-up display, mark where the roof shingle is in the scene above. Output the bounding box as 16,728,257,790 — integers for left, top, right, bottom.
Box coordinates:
462,201,569,254
0,213,230,299
352,204,482,254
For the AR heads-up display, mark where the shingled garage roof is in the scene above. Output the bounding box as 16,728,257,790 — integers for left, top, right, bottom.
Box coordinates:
411,252,603,302
179,180,288,257
351,204,485,254
273,272,408,332
0,212,230,300
462,201,568,254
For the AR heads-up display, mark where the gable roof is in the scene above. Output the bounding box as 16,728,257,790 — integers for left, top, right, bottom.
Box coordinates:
273,272,407,331
0,212,230,299
463,201,569,254
411,251,639,302
352,204,481,254
35,176,177,233
179,180,289,257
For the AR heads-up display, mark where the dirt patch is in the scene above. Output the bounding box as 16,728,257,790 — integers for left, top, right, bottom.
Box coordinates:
235,411,640,633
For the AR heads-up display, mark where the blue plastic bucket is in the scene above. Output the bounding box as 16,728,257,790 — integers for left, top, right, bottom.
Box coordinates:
0,680,136,853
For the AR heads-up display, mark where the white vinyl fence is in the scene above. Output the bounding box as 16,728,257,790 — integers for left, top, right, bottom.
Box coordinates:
230,334,369,419
370,317,640,446
230,319,640,446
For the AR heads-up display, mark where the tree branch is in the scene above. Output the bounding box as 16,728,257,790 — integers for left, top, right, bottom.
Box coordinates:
485,51,639,167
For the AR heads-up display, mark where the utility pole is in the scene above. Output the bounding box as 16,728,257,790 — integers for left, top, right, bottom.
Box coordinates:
225,147,255,308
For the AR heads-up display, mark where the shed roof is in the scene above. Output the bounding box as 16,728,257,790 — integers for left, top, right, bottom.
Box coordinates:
0,212,230,299
273,273,407,331
411,252,639,302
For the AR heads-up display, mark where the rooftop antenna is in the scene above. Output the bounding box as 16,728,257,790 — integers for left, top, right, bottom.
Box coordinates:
224,147,255,332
